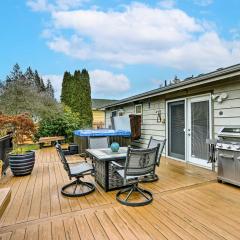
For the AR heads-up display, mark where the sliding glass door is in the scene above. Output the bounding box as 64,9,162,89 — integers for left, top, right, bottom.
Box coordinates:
168,100,185,160
187,95,212,168
167,95,212,168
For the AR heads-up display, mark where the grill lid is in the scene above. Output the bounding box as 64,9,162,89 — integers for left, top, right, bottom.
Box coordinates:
218,126,240,139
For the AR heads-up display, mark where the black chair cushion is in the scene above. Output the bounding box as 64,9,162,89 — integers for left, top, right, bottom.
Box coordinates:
69,162,93,176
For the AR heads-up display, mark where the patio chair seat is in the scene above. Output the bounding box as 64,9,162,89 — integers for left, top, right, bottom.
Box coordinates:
69,162,93,176
117,169,151,180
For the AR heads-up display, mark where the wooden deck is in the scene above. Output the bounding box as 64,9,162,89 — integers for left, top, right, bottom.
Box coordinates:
0,147,240,240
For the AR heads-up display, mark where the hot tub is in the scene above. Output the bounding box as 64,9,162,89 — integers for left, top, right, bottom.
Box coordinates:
73,129,131,154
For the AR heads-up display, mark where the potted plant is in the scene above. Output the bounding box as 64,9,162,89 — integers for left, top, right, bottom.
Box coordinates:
0,113,36,176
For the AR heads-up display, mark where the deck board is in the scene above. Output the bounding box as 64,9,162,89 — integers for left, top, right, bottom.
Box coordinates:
1,147,240,239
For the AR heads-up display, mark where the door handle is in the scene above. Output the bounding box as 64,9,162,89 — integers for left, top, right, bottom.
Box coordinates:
219,153,234,159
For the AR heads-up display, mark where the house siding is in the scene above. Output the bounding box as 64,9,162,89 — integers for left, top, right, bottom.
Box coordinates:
213,80,240,137
106,98,166,151
105,79,240,159
92,110,105,129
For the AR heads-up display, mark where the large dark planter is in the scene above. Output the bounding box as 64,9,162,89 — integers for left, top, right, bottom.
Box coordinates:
9,151,35,176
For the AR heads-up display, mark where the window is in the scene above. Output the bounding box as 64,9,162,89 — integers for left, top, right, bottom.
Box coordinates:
111,110,117,117
135,104,142,115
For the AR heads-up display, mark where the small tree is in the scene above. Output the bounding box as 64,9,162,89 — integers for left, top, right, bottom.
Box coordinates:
6,63,23,84
0,113,36,153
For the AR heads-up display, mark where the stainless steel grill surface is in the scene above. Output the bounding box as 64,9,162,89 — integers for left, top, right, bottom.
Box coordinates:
216,126,240,187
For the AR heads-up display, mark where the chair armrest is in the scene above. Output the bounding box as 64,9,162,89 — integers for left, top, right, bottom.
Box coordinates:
111,161,124,169
68,161,85,165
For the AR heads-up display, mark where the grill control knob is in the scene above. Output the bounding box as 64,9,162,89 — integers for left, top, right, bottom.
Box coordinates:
227,145,232,150
217,143,222,148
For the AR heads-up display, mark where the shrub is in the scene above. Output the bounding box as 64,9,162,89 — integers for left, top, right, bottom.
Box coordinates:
37,106,81,142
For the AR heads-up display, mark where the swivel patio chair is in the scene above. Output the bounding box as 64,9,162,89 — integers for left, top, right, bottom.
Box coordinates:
55,143,95,197
142,137,166,182
113,145,159,206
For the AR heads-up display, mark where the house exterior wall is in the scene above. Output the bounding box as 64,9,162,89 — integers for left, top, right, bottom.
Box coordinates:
105,79,240,156
105,97,166,150
213,80,240,137
92,110,105,129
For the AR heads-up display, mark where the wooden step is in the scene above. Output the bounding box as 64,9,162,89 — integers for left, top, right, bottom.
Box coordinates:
0,188,11,218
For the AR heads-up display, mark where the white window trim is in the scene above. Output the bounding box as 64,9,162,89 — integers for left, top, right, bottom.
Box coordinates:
111,110,118,117
135,104,143,115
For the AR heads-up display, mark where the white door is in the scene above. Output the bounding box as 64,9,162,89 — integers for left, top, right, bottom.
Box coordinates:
187,95,212,168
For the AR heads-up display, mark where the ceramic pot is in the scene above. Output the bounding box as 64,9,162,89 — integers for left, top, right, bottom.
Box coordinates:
9,151,35,176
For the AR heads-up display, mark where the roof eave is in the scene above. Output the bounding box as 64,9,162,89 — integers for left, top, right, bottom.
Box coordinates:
104,65,240,109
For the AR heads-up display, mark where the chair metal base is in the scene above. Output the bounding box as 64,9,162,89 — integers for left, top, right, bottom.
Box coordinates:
141,174,159,183
116,183,153,207
61,178,95,197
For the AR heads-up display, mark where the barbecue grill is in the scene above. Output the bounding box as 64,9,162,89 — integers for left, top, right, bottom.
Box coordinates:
216,126,240,187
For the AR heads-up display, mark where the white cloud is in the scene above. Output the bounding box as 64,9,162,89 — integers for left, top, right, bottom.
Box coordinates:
27,0,89,12
42,70,130,100
27,0,54,11
193,0,213,6
158,0,175,9
90,70,130,97
30,2,240,72
55,0,89,11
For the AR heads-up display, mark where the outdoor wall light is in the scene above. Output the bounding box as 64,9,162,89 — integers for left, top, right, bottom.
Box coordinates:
211,94,219,100
212,93,228,103
156,110,162,123
147,99,151,109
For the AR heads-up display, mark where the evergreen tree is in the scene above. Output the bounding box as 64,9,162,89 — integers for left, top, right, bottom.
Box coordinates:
61,71,72,106
81,69,93,127
39,77,46,92
72,70,82,113
46,79,54,99
60,69,93,128
6,63,24,84
34,70,46,92
24,67,35,87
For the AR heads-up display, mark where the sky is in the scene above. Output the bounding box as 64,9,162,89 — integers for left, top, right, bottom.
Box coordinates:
1,0,240,100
